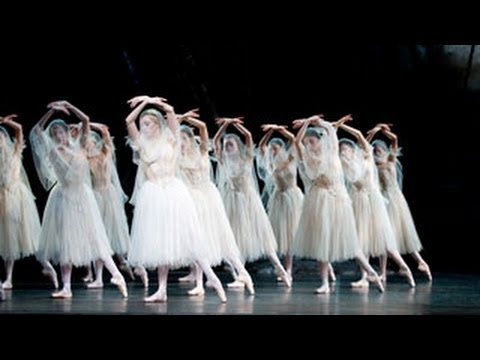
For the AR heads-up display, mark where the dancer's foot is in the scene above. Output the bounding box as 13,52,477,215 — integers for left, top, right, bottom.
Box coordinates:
111,276,128,298
119,264,135,281
238,273,255,295
42,268,59,289
2,281,12,290
368,274,386,283
279,272,292,288
399,268,416,288
227,280,245,288
329,268,337,283
51,289,72,299
188,286,205,296
370,275,385,293
134,267,149,289
418,262,432,282
178,272,196,283
206,280,227,303
351,278,369,288
144,289,167,303
315,284,330,294
87,280,104,289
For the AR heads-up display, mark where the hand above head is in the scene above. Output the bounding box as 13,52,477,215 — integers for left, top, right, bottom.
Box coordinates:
180,108,200,119
0,114,18,124
292,119,309,129
127,96,151,108
47,101,70,115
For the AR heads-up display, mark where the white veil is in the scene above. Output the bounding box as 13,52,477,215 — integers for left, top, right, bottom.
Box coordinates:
88,130,128,203
255,137,289,207
128,108,174,205
216,133,260,198
372,139,404,190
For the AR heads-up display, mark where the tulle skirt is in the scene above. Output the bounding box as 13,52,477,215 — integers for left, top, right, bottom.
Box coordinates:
0,183,41,260
268,186,304,255
384,187,423,254
94,184,130,255
188,182,242,265
293,185,359,262
129,178,206,269
37,183,113,266
223,185,277,262
351,188,397,257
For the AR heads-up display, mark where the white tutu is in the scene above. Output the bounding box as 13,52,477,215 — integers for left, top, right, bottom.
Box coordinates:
188,182,241,265
129,178,206,269
293,178,360,262
385,189,423,254
223,182,278,262
377,162,423,254
0,182,41,260
268,186,304,255
38,182,113,266
94,184,130,255
350,186,397,257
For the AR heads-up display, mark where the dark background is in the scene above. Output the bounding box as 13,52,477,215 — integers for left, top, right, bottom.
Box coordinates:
0,42,477,282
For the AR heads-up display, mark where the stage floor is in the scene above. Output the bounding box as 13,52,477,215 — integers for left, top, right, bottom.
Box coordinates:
1,272,479,315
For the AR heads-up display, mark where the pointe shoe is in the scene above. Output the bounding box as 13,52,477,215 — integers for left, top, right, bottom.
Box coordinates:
111,276,128,298
178,273,196,283
82,275,93,283
206,280,227,303
368,274,386,283
119,264,135,281
51,289,72,299
276,276,283,282
278,272,292,288
87,281,104,289
418,263,432,281
315,285,330,294
2,281,13,290
371,276,385,293
227,280,245,288
351,278,369,288
134,267,149,289
399,269,416,288
188,286,205,296
329,270,337,283
43,268,59,289
238,274,255,295
144,291,167,303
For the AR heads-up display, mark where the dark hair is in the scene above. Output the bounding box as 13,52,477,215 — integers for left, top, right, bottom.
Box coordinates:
180,125,195,139
304,127,323,139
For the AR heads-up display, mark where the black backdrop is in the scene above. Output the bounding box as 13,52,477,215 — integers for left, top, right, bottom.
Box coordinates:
1,42,477,282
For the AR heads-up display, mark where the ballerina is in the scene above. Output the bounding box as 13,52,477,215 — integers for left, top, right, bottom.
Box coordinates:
257,124,304,279
125,96,226,302
0,114,58,290
337,118,415,288
177,111,254,296
366,123,432,281
29,101,127,299
214,117,291,287
292,115,384,294
85,123,144,289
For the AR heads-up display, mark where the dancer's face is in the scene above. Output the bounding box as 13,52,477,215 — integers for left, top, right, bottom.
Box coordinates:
270,143,281,157
140,115,160,138
180,131,193,153
51,125,68,145
224,138,238,154
340,143,354,160
374,145,387,163
303,135,320,153
69,125,80,140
